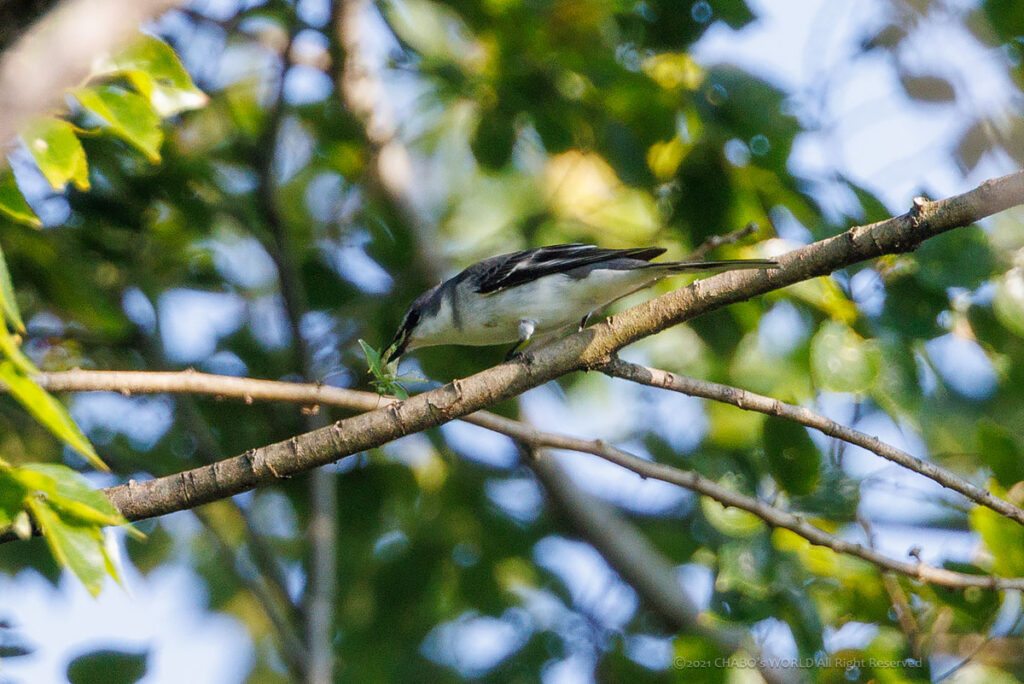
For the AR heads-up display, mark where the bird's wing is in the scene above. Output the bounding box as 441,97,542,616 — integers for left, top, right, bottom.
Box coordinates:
473,244,666,294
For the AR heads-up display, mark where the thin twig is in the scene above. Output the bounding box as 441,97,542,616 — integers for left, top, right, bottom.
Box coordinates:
193,507,309,677
600,357,1024,527
686,222,760,261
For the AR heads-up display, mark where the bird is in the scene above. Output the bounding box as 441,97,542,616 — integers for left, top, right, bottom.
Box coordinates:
383,243,778,363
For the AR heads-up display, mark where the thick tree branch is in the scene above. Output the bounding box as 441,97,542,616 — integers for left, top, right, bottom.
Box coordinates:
4,173,1024,589
13,368,1024,591
59,172,1024,519
0,0,185,163
600,358,1024,526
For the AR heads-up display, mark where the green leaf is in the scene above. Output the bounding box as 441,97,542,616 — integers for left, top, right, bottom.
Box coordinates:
97,34,207,116
67,649,148,684
810,321,880,393
19,464,126,527
976,420,1024,488
72,86,163,162
0,467,23,530
993,268,1024,337
701,497,763,537
21,118,90,192
0,171,42,228
0,321,38,375
26,497,108,596
970,485,1024,577
360,338,414,399
0,361,107,472
359,338,383,376
763,415,821,496
0,243,25,331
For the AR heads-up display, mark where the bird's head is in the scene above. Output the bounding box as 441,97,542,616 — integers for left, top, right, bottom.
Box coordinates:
383,286,440,364
383,306,420,365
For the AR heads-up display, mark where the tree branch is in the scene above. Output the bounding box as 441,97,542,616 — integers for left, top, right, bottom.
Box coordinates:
193,506,309,679
75,172,1023,520
4,172,1024,588
600,357,1024,526
11,368,1024,591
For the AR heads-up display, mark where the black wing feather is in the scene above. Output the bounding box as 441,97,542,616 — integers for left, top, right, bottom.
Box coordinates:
473,244,666,294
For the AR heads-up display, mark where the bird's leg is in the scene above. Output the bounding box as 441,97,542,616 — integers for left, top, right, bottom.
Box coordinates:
505,319,536,361
577,312,592,332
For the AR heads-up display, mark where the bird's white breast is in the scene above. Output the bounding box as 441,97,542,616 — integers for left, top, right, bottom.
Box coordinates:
410,268,659,348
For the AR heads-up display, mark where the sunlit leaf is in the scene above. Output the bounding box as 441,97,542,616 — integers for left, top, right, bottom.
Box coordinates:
25,497,108,596
809,321,880,393
970,484,1024,577
0,171,42,228
0,322,38,375
19,464,128,529
0,361,107,472
993,267,1024,337
21,118,90,192
0,466,22,530
72,86,163,162
95,34,208,116
707,400,764,449
646,137,689,179
702,492,764,538
642,52,704,90
785,276,858,324
0,243,24,332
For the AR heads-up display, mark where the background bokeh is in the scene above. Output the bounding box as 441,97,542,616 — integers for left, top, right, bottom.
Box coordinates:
2,0,1024,681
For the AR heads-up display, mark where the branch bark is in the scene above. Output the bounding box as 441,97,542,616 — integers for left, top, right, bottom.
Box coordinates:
5,173,1024,590
12,368,1024,591
82,171,1024,522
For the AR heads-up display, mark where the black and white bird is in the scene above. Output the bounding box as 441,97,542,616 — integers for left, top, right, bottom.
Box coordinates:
384,243,777,363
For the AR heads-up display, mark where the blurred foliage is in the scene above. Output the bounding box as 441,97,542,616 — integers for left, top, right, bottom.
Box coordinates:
0,0,1022,681
0,31,204,593
66,648,148,684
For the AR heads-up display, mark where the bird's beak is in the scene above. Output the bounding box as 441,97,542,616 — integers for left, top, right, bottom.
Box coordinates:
383,327,409,365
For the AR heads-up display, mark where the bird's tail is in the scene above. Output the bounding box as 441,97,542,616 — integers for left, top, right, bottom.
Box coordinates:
648,258,779,273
